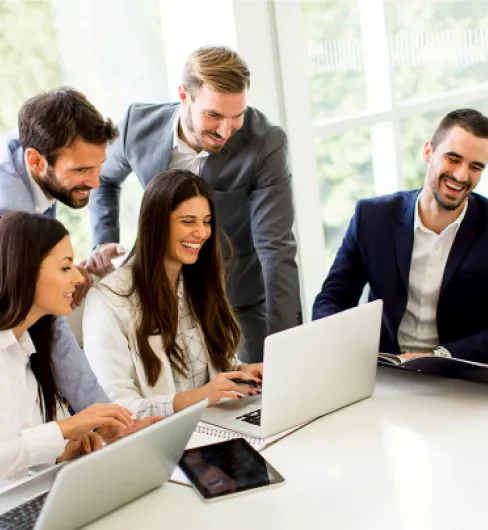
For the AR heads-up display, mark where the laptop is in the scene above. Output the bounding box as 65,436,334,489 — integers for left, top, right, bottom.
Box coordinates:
0,399,207,530
202,300,383,438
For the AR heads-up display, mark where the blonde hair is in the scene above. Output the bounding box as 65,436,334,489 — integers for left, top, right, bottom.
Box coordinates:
182,46,251,96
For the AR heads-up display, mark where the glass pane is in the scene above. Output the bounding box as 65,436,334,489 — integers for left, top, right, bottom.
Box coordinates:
400,109,447,191
0,1,61,131
386,0,488,102
0,0,166,259
302,0,367,120
57,173,143,259
315,127,375,269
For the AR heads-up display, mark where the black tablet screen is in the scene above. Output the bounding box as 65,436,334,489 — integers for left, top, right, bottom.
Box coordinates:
179,438,284,499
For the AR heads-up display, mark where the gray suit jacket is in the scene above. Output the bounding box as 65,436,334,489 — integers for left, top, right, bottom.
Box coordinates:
90,103,302,335
0,131,109,411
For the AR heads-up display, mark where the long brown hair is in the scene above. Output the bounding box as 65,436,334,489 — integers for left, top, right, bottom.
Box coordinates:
122,169,240,386
0,212,68,421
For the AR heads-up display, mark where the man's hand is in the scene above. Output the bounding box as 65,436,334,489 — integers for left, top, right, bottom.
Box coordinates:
85,243,126,277
71,260,94,308
398,352,434,360
97,416,164,444
56,432,103,463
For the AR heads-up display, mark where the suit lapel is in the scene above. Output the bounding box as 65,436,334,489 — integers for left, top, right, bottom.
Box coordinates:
394,192,417,289
441,195,477,293
148,104,179,183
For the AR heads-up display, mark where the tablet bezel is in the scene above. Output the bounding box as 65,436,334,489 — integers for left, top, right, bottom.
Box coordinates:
179,438,285,501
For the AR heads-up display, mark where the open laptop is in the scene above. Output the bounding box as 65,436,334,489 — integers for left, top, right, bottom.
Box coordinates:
0,399,207,530
202,300,383,438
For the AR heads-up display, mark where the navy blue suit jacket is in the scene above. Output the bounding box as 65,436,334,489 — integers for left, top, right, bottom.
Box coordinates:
312,190,488,363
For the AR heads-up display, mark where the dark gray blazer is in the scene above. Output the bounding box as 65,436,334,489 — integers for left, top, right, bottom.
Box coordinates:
89,103,302,334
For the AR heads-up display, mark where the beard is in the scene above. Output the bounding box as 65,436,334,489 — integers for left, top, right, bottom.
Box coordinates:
40,166,92,209
183,110,227,154
431,172,472,211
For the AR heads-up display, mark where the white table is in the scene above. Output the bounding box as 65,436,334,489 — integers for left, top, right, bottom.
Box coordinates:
84,367,488,530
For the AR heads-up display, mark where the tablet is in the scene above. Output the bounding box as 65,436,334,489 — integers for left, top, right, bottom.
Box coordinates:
179,438,284,501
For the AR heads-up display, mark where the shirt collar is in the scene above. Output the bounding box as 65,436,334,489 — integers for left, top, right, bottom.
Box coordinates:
25,157,56,214
171,110,209,159
176,274,185,300
0,329,36,357
414,193,468,234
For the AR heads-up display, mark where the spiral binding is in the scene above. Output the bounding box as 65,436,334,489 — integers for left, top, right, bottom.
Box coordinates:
195,424,264,450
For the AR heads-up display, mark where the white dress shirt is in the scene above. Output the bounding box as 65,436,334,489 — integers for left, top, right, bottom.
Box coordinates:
397,195,468,353
0,329,66,487
167,110,209,175
83,265,236,418
25,158,56,214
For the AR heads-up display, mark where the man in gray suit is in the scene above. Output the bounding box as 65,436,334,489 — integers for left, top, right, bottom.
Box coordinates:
0,88,117,416
87,46,302,362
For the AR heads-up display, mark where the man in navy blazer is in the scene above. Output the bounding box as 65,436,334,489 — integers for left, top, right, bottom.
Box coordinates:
313,109,488,363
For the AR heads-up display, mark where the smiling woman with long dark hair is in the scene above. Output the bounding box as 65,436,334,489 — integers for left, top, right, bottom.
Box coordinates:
83,169,263,417
0,212,136,485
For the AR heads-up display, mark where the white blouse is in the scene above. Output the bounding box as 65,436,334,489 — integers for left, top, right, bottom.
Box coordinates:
0,329,66,487
83,265,236,418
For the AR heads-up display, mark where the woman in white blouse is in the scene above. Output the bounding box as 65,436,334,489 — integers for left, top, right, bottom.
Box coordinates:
83,169,263,418
0,212,137,484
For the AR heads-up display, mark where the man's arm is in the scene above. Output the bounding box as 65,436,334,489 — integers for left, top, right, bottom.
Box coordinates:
312,203,368,320
0,176,36,216
441,331,488,363
89,105,134,247
250,127,302,335
52,317,109,412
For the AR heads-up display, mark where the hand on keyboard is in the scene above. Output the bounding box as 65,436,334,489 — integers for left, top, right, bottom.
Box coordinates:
56,431,103,463
201,371,262,405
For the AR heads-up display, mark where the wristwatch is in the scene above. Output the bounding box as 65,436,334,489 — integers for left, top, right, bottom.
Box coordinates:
433,346,451,358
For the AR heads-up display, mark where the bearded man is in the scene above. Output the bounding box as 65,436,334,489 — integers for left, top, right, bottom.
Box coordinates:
87,46,302,363
313,109,488,365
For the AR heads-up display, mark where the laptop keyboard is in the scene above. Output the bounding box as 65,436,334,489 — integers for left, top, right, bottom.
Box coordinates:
0,491,48,530
236,409,262,426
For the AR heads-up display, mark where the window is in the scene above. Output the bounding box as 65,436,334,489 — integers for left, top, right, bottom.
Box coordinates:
0,0,168,259
278,0,488,273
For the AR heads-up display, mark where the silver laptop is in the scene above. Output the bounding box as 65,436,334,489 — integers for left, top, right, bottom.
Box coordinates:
202,300,383,438
0,399,207,530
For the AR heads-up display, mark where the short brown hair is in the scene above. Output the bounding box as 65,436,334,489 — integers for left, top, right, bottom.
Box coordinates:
18,87,119,166
182,46,251,97
431,109,488,150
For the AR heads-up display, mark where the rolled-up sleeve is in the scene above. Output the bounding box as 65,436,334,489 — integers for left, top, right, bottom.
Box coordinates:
0,422,66,479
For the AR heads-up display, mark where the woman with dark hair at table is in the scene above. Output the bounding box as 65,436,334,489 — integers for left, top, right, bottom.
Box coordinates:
0,212,141,485
84,169,262,417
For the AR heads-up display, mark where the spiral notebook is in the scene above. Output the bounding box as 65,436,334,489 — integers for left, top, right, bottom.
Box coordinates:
170,420,302,486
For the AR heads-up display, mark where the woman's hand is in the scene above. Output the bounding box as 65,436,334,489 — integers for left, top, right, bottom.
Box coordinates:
97,416,163,444
201,370,262,406
56,404,135,440
238,362,263,382
56,432,103,463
